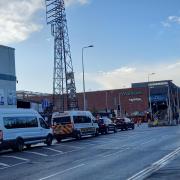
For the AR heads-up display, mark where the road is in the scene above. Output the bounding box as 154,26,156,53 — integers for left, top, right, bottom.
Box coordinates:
1,124,180,180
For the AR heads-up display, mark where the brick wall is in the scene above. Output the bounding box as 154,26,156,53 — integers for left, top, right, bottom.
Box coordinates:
20,87,148,115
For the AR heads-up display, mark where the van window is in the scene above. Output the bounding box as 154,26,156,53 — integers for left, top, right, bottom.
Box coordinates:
39,118,49,129
53,116,71,125
3,116,38,129
73,116,92,124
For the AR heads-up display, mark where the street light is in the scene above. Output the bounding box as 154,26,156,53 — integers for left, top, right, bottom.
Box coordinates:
148,73,155,82
82,45,94,111
148,73,156,120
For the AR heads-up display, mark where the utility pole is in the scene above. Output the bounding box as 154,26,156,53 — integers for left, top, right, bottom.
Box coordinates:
45,0,78,112
106,91,108,112
118,93,122,117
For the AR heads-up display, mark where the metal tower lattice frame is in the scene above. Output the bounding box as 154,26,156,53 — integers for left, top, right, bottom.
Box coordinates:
45,0,78,111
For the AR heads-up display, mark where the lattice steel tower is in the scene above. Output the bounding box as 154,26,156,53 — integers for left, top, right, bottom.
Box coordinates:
45,0,78,111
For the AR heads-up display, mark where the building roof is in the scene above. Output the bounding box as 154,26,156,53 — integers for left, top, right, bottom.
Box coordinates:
132,80,173,88
0,44,15,50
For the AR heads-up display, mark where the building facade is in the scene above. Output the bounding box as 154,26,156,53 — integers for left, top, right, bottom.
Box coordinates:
18,87,149,117
132,80,180,125
0,45,16,108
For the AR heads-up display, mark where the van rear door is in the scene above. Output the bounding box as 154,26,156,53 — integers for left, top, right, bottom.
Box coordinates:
73,115,95,135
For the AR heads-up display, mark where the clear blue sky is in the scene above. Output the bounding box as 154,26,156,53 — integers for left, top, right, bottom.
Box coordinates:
2,0,180,93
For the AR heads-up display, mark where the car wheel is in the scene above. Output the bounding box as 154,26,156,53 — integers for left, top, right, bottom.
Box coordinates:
76,132,82,140
125,126,128,131
46,134,53,146
56,136,62,143
114,127,117,133
132,126,135,130
26,144,31,149
105,127,109,134
13,138,24,152
95,129,99,136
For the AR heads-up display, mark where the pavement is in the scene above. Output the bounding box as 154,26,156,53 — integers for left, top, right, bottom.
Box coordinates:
1,124,180,180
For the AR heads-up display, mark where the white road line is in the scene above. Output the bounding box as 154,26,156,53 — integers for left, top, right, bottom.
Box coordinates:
43,147,64,154
80,142,96,145
58,144,82,149
2,155,29,161
24,151,48,157
127,146,180,180
51,149,82,157
73,159,86,164
124,138,153,147
0,162,10,169
39,163,85,180
103,148,128,158
0,162,28,170
140,139,155,146
9,161,28,168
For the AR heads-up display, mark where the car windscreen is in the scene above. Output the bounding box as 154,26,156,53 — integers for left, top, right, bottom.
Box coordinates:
124,118,131,123
53,116,71,125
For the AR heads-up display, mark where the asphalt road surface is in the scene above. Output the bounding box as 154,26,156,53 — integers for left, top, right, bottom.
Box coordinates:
1,124,180,180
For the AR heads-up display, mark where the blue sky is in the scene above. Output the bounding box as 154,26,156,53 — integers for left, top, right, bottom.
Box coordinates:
1,0,180,93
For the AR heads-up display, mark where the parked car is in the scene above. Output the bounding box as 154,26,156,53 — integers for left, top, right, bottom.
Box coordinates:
0,108,53,152
98,117,117,134
115,117,135,130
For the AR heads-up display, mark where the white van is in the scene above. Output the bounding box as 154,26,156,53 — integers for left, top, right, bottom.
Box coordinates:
0,108,53,152
52,111,99,142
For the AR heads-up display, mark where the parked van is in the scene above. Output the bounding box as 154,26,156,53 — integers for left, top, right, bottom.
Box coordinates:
52,111,99,142
0,108,53,152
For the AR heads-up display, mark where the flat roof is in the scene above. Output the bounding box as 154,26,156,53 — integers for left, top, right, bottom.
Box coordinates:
0,44,15,50
0,108,38,114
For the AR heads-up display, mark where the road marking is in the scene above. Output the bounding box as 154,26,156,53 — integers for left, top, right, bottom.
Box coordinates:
73,158,86,164
9,161,28,168
2,155,29,161
58,144,82,149
39,164,85,180
51,149,82,157
24,151,48,157
80,142,96,145
0,162,10,169
140,139,155,146
43,147,64,154
103,149,128,158
127,146,180,180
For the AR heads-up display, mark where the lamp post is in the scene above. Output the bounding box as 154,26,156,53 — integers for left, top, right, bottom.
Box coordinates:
148,73,155,120
177,87,180,124
118,93,122,117
82,45,94,111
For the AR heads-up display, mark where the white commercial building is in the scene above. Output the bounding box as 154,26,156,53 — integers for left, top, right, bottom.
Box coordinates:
0,45,16,108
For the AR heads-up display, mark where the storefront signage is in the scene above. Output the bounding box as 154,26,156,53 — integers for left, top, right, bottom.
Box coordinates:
120,91,143,96
149,82,168,87
150,95,167,102
129,98,142,102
